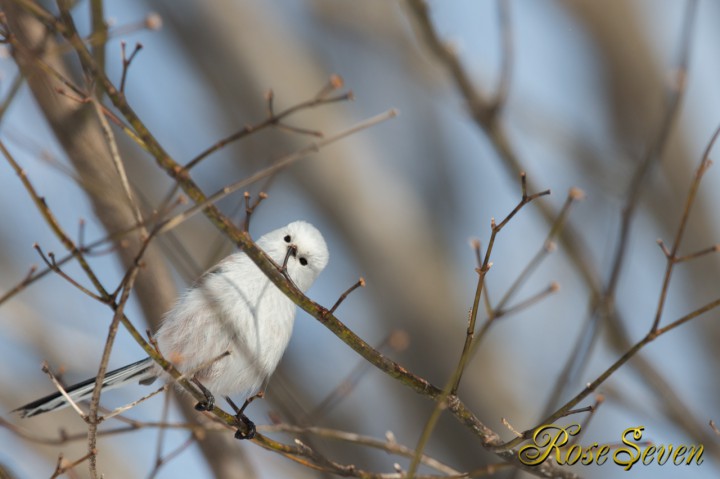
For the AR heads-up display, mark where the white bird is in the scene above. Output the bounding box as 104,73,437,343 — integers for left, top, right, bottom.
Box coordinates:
14,220,329,438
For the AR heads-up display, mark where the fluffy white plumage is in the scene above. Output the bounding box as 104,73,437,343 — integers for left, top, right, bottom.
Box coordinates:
152,219,329,396
14,220,328,418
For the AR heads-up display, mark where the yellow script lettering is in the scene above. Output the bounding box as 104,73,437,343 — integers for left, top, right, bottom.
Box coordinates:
613,426,643,471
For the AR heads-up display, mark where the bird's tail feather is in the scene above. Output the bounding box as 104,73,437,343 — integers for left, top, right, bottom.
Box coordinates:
14,358,156,418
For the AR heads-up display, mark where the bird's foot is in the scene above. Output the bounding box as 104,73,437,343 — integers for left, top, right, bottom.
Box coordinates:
194,396,215,411
234,412,256,440
192,377,216,411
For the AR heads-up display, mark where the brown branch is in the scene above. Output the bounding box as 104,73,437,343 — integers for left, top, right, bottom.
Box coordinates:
0,192,183,307
0,416,202,447
651,128,717,332
102,384,169,421
0,140,111,298
150,383,174,479
51,450,95,479
605,0,698,299
153,109,399,238
147,433,198,479
329,277,366,314
41,362,87,419
86,258,142,476
494,282,559,319
568,394,604,447
91,96,146,231
0,226,121,305
119,41,142,93
408,173,551,478
495,187,584,312
185,81,352,171
265,88,324,137
453,172,550,394
673,244,720,263
242,191,268,232
0,103,388,305
261,424,464,477
33,244,104,301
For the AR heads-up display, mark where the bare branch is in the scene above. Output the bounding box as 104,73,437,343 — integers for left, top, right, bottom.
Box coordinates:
119,41,143,93
329,277,365,314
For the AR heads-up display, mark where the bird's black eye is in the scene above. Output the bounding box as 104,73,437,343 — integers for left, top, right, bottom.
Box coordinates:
299,257,308,266
284,234,291,243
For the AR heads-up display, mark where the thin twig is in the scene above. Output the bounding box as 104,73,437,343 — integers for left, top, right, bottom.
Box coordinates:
673,244,719,263
154,109,399,238
86,258,141,474
568,394,604,447
243,191,268,232
147,432,198,479
185,86,352,171
329,277,365,314
33,244,104,301
119,41,142,93
651,126,717,332
77,218,86,249
495,187,583,312
264,424,461,476
408,173,550,478
494,282,559,319
102,384,169,421
41,362,87,419
91,94,146,228
501,418,523,438
0,416,201,446
51,450,96,479
0,139,111,298
150,384,173,479
0,106,392,307
452,172,549,394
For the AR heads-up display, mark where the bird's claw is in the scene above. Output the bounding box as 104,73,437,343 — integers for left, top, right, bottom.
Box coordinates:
194,396,215,411
234,413,256,440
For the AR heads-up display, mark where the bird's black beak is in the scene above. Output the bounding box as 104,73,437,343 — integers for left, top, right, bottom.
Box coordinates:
281,244,298,271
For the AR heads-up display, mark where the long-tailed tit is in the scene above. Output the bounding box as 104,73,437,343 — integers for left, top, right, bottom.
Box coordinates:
14,220,329,438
